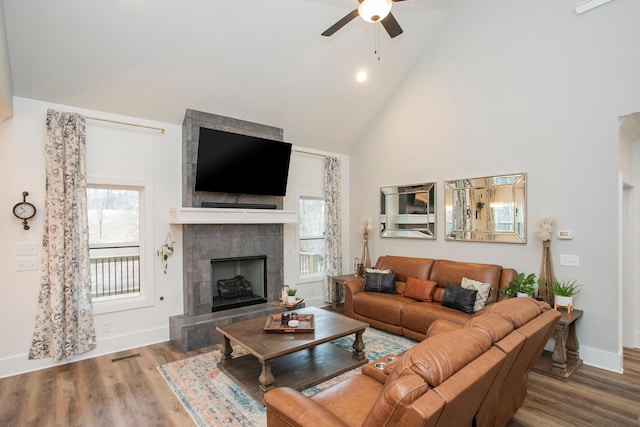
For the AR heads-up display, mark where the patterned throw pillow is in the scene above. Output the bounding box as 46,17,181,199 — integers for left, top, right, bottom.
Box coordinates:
441,283,477,314
461,277,493,312
404,277,438,302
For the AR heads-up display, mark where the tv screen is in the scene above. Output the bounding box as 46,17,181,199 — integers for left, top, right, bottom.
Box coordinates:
194,127,292,196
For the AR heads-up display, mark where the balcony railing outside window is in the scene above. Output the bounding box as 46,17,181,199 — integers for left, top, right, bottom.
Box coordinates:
90,245,140,298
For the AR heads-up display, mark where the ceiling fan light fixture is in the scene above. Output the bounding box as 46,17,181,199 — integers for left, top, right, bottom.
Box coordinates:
358,0,392,23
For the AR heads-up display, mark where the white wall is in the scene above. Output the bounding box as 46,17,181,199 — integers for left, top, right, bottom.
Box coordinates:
283,150,351,307
0,97,350,378
349,0,640,372
0,97,183,377
0,1,13,122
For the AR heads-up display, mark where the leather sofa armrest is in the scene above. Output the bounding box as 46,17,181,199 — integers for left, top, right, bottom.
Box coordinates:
343,277,365,318
362,354,399,384
264,387,350,427
426,319,463,338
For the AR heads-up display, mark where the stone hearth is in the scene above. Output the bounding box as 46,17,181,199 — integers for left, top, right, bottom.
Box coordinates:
169,110,292,352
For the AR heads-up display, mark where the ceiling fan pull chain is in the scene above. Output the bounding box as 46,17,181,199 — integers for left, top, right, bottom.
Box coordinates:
375,25,381,61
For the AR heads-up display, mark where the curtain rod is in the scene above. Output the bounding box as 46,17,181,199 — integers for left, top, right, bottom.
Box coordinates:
85,116,166,134
292,149,327,158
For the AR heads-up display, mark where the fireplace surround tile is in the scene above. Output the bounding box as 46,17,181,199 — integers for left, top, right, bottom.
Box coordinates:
169,110,290,352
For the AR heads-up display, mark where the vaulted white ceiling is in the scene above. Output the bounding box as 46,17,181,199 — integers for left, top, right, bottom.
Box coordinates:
3,0,457,153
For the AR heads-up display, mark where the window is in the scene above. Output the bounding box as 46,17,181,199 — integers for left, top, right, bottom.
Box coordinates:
87,186,141,299
87,177,153,314
299,197,325,277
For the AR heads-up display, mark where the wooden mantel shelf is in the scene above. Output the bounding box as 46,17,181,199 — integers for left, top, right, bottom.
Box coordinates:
169,207,297,224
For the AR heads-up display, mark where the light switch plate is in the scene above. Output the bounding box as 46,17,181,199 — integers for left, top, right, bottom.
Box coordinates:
16,258,38,271
560,254,580,267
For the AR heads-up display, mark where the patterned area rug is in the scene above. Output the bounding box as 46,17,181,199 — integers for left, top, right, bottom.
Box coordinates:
157,327,415,427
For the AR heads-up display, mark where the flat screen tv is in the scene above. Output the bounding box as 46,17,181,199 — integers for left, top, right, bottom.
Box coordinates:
194,127,292,196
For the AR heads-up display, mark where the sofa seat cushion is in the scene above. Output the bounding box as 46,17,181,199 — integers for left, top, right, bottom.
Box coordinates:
311,375,383,426
402,301,471,336
353,292,414,326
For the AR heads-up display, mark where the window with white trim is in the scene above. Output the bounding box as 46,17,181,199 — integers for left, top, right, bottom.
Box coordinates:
87,178,153,314
298,197,326,278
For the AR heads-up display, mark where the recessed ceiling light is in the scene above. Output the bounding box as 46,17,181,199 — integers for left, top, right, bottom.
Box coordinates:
356,70,367,83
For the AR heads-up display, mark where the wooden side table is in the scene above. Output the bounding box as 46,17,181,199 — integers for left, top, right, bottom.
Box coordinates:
533,308,583,380
329,274,360,309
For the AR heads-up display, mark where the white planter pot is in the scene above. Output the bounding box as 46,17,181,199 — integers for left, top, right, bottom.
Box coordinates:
288,295,297,304
516,292,530,298
554,295,573,307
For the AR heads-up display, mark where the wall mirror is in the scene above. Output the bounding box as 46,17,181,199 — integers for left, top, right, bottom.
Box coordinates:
380,183,436,239
444,173,526,243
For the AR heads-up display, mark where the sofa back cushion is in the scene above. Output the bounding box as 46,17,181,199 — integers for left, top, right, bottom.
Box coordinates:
466,313,515,342
375,256,435,295
478,297,546,327
429,260,503,303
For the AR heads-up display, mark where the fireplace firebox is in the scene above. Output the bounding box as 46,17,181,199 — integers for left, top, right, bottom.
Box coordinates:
211,255,267,312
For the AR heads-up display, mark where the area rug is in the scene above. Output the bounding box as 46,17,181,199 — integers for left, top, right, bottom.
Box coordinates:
157,327,415,427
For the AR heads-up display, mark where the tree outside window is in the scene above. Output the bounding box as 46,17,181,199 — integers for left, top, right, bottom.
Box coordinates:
299,197,325,277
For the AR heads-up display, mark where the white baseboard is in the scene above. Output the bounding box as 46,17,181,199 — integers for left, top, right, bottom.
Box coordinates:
579,345,623,374
0,326,169,379
301,295,329,308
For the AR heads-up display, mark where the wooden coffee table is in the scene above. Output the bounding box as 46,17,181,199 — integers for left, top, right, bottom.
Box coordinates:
216,306,369,404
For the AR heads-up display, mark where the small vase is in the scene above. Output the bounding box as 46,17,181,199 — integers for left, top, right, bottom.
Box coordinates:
288,295,297,304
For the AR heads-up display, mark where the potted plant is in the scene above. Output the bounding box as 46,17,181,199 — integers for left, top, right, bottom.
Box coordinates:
502,272,537,298
553,279,581,311
287,288,298,304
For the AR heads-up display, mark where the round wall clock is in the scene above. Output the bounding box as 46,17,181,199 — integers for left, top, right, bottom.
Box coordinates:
13,191,36,230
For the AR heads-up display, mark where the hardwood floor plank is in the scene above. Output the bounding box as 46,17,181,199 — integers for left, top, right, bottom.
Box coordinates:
1,342,638,426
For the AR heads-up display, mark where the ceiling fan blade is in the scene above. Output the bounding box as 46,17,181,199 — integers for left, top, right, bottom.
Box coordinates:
321,9,359,36
381,12,403,38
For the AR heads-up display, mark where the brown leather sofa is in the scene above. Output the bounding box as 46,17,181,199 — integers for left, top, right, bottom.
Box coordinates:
344,255,518,341
263,298,561,427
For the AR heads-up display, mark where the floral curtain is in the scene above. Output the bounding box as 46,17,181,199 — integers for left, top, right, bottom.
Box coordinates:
324,156,342,303
29,109,96,361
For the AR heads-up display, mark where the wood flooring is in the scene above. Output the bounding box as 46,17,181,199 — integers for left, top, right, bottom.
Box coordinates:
1,341,638,426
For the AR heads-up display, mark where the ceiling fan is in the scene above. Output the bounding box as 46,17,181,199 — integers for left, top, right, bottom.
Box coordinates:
321,0,408,39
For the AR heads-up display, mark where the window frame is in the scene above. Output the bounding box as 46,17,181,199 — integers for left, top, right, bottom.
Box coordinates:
297,193,326,282
87,176,154,314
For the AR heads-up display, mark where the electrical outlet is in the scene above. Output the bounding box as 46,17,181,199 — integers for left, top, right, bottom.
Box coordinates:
16,243,38,256
560,254,580,267
16,259,38,271
103,321,112,333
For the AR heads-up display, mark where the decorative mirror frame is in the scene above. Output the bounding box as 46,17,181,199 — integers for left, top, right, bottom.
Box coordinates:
444,173,526,243
380,183,436,239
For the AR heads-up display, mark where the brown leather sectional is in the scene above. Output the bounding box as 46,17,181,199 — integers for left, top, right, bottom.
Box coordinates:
264,297,561,427
344,255,518,340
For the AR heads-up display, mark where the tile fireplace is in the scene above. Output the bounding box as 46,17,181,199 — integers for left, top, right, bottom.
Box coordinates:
169,109,292,352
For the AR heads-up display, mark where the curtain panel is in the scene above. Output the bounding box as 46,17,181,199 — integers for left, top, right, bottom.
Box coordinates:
29,109,96,361
324,156,342,303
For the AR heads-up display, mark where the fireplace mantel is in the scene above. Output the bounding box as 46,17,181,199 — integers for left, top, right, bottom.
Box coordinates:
169,207,297,224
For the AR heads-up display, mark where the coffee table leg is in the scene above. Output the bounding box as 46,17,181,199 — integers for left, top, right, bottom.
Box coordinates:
352,329,365,361
258,360,275,393
221,336,233,365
